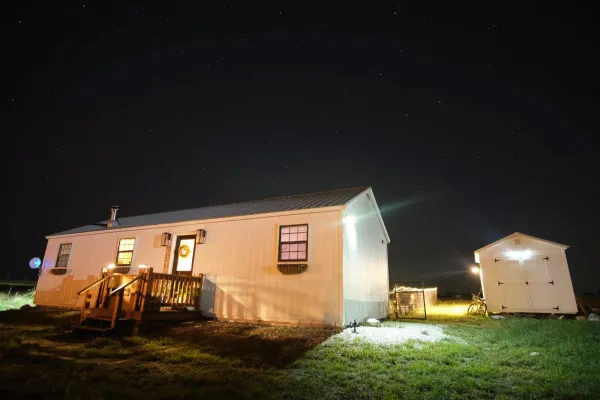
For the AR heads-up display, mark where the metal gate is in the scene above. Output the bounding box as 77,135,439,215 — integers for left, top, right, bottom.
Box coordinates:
390,281,427,320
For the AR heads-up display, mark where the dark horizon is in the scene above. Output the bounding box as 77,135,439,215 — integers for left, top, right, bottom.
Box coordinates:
6,2,599,295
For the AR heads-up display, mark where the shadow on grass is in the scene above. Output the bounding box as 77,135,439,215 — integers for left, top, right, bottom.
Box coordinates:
139,319,340,367
1,308,340,369
0,307,80,326
0,345,291,399
0,308,340,398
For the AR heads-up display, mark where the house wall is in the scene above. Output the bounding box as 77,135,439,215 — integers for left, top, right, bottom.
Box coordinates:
342,191,389,324
35,208,344,326
477,235,577,314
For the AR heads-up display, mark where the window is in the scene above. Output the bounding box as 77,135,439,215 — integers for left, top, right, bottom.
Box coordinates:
116,238,136,266
55,243,72,268
278,224,308,261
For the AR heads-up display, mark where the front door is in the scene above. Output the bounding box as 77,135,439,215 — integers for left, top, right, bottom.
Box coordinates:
172,235,196,276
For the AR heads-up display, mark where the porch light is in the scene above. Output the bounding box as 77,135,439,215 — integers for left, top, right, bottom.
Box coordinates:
107,263,116,269
471,266,480,274
160,232,172,247
196,229,206,244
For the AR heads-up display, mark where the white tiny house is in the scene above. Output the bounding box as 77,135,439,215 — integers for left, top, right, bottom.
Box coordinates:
35,187,390,327
474,232,577,314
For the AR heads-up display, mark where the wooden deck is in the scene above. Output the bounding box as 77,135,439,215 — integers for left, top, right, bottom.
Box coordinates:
75,268,203,334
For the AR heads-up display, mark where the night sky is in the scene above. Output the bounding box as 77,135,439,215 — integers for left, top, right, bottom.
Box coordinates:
6,2,599,294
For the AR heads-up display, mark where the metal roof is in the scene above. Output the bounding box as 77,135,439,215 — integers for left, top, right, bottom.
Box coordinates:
48,186,370,237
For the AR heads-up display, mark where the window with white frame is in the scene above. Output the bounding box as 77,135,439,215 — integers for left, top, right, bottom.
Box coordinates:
55,243,72,268
116,238,136,266
278,224,308,261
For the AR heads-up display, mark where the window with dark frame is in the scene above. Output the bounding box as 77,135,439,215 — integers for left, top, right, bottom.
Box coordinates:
55,243,72,268
116,238,136,266
278,224,308,261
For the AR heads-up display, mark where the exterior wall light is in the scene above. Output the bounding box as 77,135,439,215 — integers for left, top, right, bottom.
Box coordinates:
160,233,172,247
196,229,206,244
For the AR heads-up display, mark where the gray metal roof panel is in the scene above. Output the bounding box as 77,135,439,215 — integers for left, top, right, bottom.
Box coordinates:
48,186,369,237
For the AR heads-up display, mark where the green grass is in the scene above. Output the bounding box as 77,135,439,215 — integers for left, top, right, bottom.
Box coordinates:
0,306,599,399
0,290,35,312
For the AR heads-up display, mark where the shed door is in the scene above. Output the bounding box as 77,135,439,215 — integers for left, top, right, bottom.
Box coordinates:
524,258,557,311
499,260,530,311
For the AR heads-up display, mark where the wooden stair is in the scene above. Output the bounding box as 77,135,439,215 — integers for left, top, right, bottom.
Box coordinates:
75,267,204,335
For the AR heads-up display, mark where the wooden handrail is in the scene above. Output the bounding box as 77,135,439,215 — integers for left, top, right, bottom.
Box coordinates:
109,275,141,297
77,276,107,296
144,272,203,310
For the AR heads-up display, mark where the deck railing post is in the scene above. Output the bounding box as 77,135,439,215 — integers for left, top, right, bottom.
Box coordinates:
143,267,154,312
132,268,144,312
197,273,203,310
111,289,124,329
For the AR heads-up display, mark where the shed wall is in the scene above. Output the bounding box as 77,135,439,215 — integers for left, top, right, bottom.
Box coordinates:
478,235,577,314
342,191,389,324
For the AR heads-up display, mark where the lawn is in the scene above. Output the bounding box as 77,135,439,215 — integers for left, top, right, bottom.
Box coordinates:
0,290,35,312
1,306,599,399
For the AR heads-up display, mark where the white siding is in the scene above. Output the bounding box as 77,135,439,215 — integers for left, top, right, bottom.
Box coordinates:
342,190,389,324
477,235,577,314
35,208,344,326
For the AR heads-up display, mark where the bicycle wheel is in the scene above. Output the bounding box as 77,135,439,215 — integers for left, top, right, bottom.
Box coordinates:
479,303,488,316
467,304,475,315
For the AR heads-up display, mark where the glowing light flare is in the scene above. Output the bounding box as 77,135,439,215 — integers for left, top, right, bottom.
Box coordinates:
29,257,42,269
427,304,469,316
505,249,533,260
343,215,357,250
470,266,480,274
343,215,357,225
107,263,116,269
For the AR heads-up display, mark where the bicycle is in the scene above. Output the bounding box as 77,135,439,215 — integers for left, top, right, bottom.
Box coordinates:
467,291,487,316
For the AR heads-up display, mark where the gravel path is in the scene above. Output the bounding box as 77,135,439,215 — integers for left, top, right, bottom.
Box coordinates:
326,322,448,346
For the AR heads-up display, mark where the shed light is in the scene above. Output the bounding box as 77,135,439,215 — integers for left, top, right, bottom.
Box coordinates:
107,263,116,269
505,250,533,260
471,266,480,274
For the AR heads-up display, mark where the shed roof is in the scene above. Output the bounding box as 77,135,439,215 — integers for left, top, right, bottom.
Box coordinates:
474,232,569,255
48,186,371,237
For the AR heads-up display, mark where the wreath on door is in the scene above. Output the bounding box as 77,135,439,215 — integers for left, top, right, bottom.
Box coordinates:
179,244,191,258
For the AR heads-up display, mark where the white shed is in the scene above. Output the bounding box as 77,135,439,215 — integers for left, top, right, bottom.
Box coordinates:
34,186,390,327
474,232,577,314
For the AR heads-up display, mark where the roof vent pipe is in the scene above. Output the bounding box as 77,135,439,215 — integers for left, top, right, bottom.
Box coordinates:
107,205,120,228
